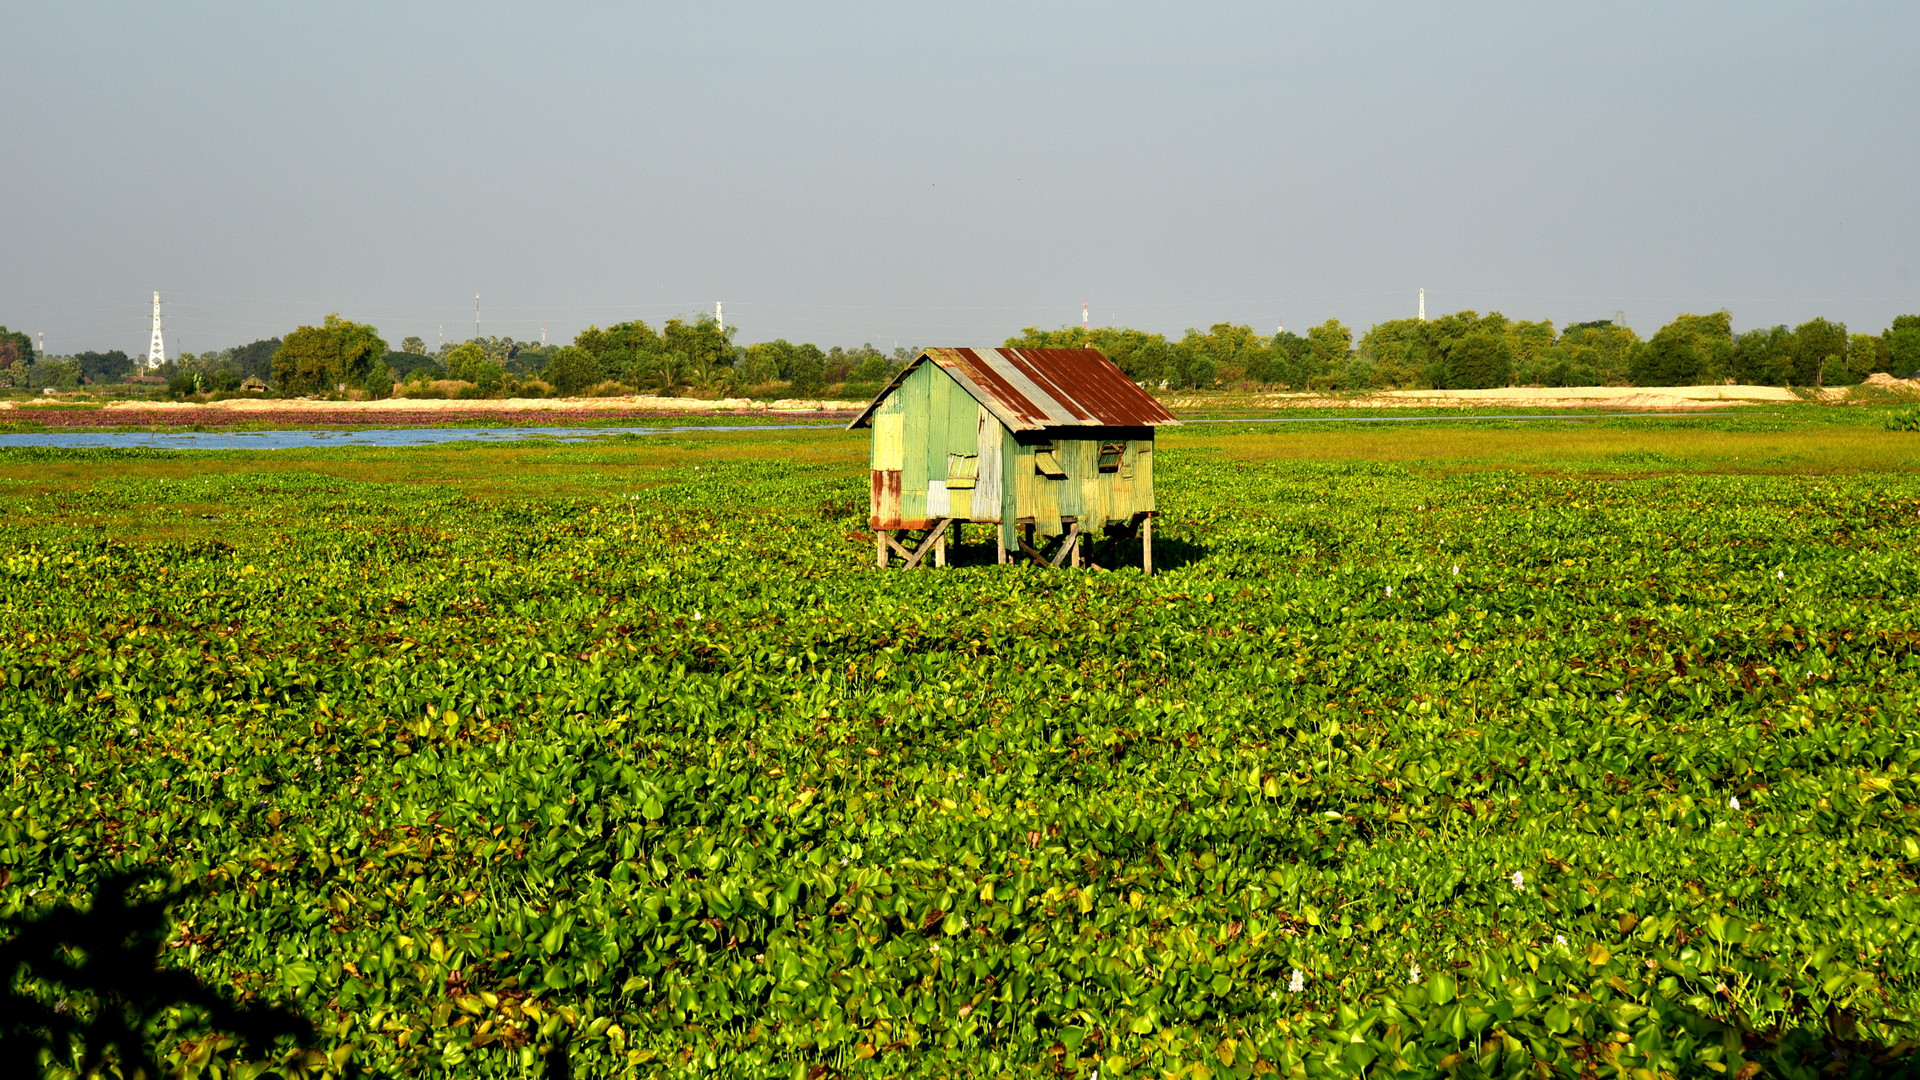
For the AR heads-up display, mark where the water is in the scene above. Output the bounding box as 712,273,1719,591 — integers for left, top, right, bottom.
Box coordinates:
0,423,839,450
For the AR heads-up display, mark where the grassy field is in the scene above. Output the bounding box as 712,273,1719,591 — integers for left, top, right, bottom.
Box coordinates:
1,415,1917,1078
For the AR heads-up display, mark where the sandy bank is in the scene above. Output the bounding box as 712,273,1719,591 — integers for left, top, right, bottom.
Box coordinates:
1162,384,1875,410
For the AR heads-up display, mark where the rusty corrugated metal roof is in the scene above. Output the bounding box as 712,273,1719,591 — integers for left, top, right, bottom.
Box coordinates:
848,347,1178,432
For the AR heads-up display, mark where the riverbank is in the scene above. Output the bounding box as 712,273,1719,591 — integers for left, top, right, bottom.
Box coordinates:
5,379,1912,430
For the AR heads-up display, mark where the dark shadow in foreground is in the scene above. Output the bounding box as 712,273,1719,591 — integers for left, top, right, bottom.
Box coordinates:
0,871,312,1079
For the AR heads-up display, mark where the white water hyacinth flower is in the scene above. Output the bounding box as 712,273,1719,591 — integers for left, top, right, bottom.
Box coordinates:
1729,795,1742,810
1776,569,1785,579
1451,566,1459,575
1386,585,1393,597
1555,934,1567,946
1409,962,1423,984
1289,969,1305,993
1511,871,1526,892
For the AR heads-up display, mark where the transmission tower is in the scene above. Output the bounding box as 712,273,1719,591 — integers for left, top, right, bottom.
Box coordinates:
148,292,166,371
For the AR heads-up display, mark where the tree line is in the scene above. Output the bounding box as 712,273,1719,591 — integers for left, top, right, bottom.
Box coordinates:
1008,310,1920,391
7,307,1919,397
262,314,910,399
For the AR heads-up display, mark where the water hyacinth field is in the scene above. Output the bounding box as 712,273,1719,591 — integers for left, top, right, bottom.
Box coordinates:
1,418,1918,1079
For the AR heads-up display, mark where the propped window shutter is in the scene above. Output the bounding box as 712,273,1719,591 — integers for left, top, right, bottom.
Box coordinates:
946,452,979,489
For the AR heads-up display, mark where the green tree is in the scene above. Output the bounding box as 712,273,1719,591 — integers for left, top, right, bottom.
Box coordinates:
1552,320,1639,386
73,350,134,384
443,342,486,383
1844,333,1880,383
270,314,388,394
364,359,395,399
1632,312,1733,386
400,336,426,355
0,326,35,379
576,320,663,361
662,316,736,376
1508,320,1557,380
1886,315,1920,378
849,352,888,384
542,345,603,395
738,342,783,385
33,359,82,389
785,345,826,397
1792,317,1847,386
228,338,281,382
1266,330,1315,388
475,361,506,395
1306,319,1353,375
1729,326,1794,385
1356,319,1429,388
1445,332,1513,389
1178,324,1268,385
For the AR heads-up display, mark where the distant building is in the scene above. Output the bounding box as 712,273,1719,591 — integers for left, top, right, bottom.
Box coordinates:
849,347,1178,572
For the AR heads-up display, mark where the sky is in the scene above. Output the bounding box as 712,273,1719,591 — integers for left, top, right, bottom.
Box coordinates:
5,1,1919,357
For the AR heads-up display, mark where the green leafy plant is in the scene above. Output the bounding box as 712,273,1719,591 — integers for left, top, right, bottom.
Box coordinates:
0,450,1915,1076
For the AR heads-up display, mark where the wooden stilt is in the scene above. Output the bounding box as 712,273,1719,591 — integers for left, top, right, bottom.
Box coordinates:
996,525,1006,565
876,529,888,569
1049,522,1081,569
1070,525,1082,568
884,532,915,562
935,525,946,568
899,519,951,570
1142,515,1153,576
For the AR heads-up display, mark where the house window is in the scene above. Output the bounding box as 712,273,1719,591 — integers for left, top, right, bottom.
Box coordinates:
1097,443,1126,473
946,452,979,489
1033,442,1066,478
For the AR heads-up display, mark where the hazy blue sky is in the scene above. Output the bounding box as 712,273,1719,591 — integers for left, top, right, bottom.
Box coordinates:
6,1,1918,356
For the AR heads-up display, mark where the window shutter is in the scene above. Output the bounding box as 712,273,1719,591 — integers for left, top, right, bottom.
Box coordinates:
946,452,979,489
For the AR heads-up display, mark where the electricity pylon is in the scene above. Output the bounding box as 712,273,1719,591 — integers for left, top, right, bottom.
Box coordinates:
148,292,166,371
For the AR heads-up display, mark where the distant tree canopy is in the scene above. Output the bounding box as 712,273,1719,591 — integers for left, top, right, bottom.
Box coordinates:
1792,317,1849,386
22,304,1915,400
563,317,736,395
1003,307,1916,392
741,340,827,395
1631,311,1733,387
443,342,487,383
227,338,280,382
1887,315,1920,378
542,345,603,396
270,315,388,394
0,326,34,385
73,350,135,384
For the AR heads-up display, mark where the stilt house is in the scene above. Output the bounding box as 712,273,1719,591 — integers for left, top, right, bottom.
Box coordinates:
848,347,1178,571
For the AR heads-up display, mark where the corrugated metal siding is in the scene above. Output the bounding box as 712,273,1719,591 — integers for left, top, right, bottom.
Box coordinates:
999,426,1019,551
872,411,904,471
1136,444,1155,512
973,404,1002,523
870,470,902,529
900,364,932,528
